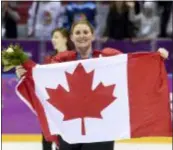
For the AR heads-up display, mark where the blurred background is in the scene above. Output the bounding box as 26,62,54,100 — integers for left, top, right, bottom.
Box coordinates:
1,1,173,150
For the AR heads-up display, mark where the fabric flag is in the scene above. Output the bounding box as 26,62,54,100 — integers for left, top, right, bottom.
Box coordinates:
16,52,172,144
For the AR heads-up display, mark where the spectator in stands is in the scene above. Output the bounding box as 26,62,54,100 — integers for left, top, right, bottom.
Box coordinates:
63,1,96,31
27,1,64,40
103,1,137,41
2,1,20,39
128,1,160,40
157,1,173,38
166,9,173,38
95,1,110,39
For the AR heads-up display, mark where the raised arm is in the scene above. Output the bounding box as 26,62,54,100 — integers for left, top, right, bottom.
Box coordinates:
27,2,37,37
6,2,20,22
126,1,141,23
101,47,169,60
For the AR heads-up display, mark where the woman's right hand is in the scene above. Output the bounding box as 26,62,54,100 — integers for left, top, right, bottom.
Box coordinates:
15,65,27,79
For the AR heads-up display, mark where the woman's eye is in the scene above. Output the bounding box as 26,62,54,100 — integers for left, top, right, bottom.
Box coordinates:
75,31,80,35
84,30,88,34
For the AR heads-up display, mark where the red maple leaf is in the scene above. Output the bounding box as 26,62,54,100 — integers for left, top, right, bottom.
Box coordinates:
46,63,116,135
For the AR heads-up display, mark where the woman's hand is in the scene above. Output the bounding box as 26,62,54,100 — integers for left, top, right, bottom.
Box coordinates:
15,65,27,79
158,48,169,59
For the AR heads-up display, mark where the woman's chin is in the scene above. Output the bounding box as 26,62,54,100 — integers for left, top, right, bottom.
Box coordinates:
78,46,89,52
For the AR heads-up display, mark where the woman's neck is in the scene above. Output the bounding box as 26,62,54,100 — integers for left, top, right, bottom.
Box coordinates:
77,46,92,59
56,45,67,53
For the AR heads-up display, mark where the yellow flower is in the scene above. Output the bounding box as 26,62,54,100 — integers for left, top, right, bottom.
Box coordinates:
6,47,14,53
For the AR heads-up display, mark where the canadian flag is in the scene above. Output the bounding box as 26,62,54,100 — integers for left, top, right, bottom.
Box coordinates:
16,52,172,144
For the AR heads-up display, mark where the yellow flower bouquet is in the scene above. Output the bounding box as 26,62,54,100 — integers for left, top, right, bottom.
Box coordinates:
1,44,29,72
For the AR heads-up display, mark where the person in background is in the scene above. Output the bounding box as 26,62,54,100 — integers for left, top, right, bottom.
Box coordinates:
128,1,160,40
15,27,73,150
63,1,96,31
44,27,74,63
2,1,20,39
166,8,173,38
103,1,137,41
157,1,172,38
43,27,72,150
27,1,64,40
95,1,110,39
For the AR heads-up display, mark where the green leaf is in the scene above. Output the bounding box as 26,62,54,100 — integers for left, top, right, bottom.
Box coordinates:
1,44,29,72
3,65,15,72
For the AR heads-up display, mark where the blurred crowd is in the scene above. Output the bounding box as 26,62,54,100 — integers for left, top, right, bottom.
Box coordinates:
1,1,173,40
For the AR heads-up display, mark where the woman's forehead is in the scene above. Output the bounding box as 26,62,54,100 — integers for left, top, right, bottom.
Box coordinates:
73,24,91,31
53,31,63,36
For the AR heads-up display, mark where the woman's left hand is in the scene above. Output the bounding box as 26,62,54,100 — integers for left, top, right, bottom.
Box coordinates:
158,48,169,59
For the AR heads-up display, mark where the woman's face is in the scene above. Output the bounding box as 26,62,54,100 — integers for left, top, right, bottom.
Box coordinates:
51,31,67,51
71,24,94,52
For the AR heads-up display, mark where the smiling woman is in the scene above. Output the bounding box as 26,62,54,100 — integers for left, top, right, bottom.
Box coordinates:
70,20,95,59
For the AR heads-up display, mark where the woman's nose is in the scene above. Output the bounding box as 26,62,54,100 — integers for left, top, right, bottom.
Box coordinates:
79,33,86,39
78,33,83,38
